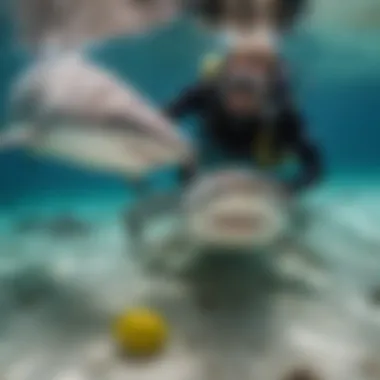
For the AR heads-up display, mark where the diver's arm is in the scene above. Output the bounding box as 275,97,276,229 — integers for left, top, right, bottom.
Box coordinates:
164,83,208,119
282,108,323,193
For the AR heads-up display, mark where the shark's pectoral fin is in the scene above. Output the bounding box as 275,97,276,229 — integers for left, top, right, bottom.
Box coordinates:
125,189,179,245
276,236,328,268
292,240,329,271
274,238,331,289
145,231,202,275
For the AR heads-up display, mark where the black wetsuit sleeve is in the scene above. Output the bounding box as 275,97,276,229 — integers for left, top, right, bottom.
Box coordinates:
164,83,208,119
281,107,323,192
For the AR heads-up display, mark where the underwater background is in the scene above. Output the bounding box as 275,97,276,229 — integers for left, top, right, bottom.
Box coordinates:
1,11,380,204
1,5,380,379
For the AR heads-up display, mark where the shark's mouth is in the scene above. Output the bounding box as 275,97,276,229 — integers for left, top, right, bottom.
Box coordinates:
129,125,182,151
184,170,289,247
187,198,288,247
104,110,182,144
187,174,284,212
109,119,190,164
45,111,187,154
213,214,265,232
54,113,189,163
29,117,190,177
124,132,188,168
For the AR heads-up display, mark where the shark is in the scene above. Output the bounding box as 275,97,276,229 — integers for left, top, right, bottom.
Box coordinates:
125,167,329,285
0,54,192,179
124,168,334,380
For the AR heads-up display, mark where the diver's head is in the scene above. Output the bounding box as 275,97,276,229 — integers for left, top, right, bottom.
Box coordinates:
217,31,279,116
225,32,278,77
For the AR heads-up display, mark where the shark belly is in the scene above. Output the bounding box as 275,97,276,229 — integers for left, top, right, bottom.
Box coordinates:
31,124,150,176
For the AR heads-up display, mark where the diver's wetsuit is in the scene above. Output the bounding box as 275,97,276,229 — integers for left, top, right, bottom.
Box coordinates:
165,81,322,193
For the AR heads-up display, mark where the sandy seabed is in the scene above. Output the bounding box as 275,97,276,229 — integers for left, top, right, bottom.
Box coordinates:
1,178,380,380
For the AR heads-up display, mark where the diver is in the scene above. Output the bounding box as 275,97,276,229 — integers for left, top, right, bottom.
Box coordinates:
164,40,322,194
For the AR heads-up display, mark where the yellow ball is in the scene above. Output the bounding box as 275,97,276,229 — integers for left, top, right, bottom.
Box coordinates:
112,308,168,357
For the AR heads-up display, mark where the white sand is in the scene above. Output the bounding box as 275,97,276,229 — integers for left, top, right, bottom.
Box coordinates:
1,179,380,380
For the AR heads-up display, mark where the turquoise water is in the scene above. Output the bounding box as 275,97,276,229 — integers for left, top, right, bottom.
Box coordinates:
1,17,380,203
1,12,380,380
